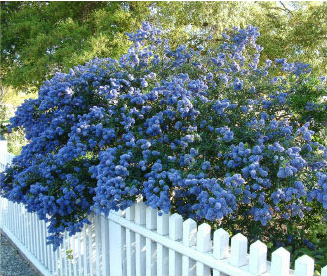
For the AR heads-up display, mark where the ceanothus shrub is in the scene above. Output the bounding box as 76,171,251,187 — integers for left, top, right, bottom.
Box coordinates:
1,22,327,252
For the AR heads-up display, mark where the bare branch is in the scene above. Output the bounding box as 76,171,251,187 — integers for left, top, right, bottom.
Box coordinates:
279,1,293,15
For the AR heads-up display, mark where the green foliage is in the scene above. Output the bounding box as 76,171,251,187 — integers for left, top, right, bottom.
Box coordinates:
1,1,152,92
2,2,326,94
0,87,33,154
253,2,327,76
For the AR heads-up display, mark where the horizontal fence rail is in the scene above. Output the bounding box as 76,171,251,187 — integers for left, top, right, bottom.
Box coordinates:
0,151,326,276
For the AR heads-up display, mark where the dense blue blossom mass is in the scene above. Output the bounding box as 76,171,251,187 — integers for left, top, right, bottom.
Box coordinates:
1,22,327,249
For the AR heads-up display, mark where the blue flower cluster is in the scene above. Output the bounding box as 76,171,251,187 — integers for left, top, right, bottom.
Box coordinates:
1,22,327,249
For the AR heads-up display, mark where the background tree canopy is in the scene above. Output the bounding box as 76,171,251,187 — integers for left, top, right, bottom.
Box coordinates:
1,1,327,92
1,1,327,153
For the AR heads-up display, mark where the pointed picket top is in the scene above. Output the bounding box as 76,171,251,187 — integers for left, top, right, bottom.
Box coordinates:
157,212,169,235
135,201,146,225
271,247,290,276
213,228,229,260
146,206,157,230
197,223,212,253
294,255,314,276
249,240,267,275
183,218,197,247
230,233,248,267
169,213,183,241
321,265,327,276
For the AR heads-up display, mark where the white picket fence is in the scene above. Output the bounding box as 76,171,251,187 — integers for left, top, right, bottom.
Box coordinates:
0,150,326,276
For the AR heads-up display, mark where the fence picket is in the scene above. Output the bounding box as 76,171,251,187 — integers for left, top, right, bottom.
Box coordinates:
230,233,248,267
126,206,136,276
59,243,64,276
34,213,39,259
47,227,53,273
8,201,12,235
41,220,46,265
68,234,73,276
22,205,27,247
94,215,101,276
11,201,15,237
182,218,197,276
169,213,183,276
322,266,327,276
33,212,38,257
82,224,88,276
249,240,267,275
157,212,169,276
196,223,211,276
62,232,68,276
73,233,78,276
294,255,314,276
55,246,60,276
109,211,124,276
27,212,32,252
145,206,157,276
270,247,290,276
23,206,27,246
41,220,47,267
15,204,19,239
213,228,229,276
84,226,89,276
18,204,22,241
135,201,147,276
100,215,110,276
11,202,14,236
88,215,94,276
16,204,21,241
38,218,43,262
14,202,17,237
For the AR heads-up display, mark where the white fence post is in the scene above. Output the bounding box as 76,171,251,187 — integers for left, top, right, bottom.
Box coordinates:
135,201,146,276
87,216,94,276
126,205,136,276
321,266,327,276
72,232,78,276
109,210,124,276
33,212,38,258
146,206,157,276
100,215,110,276
294,255,314,276
27,212,32,253
249,240,267,275
230,233,248,267
213,228,229,276
82,224,88,276
271,247,290,276
59,242,64,276
68,233,73,276
182,218,197,276
56,245,61,276
196,223,212,276
168,213,183,276
94,214,102,276
157,212,169,276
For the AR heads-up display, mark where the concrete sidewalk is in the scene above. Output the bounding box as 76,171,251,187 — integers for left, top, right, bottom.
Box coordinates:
0,233,38,276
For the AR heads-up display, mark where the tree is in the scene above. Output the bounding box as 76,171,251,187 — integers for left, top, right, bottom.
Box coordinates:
251,1,327,75
1,1,152,92
151,1,327,75
2,2,326,94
